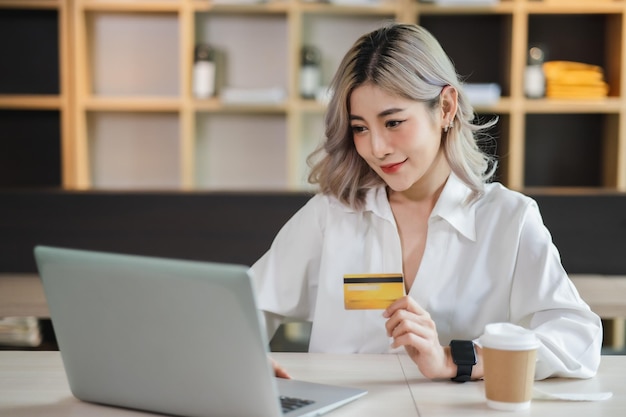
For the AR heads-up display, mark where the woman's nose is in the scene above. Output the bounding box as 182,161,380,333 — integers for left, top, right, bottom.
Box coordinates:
370,130,392,159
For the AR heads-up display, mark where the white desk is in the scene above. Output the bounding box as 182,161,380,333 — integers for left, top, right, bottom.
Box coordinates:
0,351,624,416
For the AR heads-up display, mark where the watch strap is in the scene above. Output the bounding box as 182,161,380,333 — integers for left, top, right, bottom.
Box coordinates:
452,364,473,382
449,339,476,383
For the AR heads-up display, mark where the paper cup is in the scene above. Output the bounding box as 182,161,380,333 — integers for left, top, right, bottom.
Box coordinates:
479,323,541,411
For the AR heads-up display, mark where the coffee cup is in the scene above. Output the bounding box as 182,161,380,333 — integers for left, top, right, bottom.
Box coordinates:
479,323,541,411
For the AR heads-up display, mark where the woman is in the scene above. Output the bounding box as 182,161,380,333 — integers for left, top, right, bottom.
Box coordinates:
251,23,601,381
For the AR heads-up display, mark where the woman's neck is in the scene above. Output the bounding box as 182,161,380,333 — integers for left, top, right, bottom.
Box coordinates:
388,151,451,209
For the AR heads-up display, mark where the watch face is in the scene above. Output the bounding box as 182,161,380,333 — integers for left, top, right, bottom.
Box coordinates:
450,340,477,365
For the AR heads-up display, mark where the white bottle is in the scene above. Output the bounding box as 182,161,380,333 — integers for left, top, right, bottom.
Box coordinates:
524,46,546,99
193,44,216,99
524,65,545,98
300,46,321,100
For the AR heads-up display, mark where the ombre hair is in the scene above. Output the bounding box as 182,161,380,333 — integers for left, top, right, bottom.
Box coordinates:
307,23,497,209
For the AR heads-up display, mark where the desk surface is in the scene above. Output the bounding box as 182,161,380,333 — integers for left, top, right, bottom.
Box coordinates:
0,351,623,417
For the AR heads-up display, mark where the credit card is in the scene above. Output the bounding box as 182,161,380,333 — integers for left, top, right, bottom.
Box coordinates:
343,273,404,310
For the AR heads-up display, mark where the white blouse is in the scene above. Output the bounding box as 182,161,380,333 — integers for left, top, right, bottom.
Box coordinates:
250,174,602,379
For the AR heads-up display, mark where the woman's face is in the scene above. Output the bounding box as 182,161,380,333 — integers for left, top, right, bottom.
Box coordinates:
350,83,450,193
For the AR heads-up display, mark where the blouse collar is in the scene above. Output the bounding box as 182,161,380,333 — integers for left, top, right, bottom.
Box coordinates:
430,173,477,242
356,173,478,241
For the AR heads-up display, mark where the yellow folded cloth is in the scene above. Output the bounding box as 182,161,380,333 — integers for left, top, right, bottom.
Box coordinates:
547,71,604,85
546,84,609,99
543,60,603,77
542,60,609,98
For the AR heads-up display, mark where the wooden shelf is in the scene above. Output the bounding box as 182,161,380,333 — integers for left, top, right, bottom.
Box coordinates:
417,2,516,15
2,0,626,191
194,99,288,113
0,3,69,187
299,2,401,15
83,96,182,112
0,0,62,9
80,1,182,12
522,97,624,113
195,2,291,13
0,96,63,110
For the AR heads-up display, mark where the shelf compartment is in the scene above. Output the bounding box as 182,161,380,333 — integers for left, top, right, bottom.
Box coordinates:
87,112,181,189
86,11,180,97
0,8,60,95
0,110,62,188
418,13,513,97
524,113,609,188
195,113,288,190
475,112,509,186
301,14,396,90
298,112,326,189
528,13,622,98
195,12,289,96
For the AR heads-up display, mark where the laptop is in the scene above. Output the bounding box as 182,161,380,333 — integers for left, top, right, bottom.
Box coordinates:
34,245,366,417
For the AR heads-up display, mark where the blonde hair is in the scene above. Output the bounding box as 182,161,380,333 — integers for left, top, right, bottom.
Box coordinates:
307,23,497,209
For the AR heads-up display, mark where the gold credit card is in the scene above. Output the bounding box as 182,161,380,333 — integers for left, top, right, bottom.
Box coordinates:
343,273,404,310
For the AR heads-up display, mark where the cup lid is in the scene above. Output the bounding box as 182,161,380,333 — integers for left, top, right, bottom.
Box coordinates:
479,323,541,351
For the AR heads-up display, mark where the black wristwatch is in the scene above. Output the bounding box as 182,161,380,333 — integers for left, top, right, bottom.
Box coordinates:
449,340,476,383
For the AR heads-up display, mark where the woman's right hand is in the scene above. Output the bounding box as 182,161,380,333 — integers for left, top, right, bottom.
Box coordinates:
383,296,453,379
270,357,291,379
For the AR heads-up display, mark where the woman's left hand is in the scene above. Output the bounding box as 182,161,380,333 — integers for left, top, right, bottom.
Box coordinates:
383,296,454,379
270,356,292,379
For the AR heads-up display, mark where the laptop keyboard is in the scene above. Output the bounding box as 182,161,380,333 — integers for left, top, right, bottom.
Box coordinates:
280,395,315,413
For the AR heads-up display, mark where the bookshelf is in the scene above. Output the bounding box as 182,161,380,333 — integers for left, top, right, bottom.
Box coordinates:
0,0,71,188
1,0,625,193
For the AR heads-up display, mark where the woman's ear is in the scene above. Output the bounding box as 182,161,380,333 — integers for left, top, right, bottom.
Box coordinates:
440,85,458,128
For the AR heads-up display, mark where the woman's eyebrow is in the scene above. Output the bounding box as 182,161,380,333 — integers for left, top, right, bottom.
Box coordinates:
349,107,406,121
378,107,405,117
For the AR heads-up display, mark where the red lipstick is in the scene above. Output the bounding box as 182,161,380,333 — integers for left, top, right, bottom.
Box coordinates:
380,159,406,174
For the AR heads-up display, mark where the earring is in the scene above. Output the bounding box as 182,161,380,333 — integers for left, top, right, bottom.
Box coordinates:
444,120,454,133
